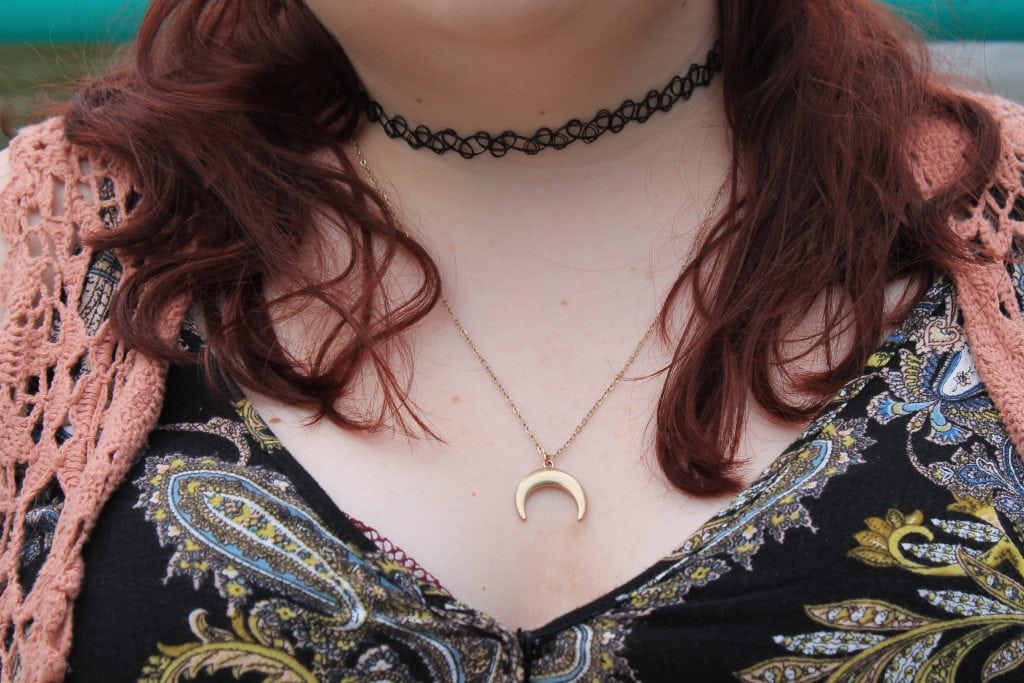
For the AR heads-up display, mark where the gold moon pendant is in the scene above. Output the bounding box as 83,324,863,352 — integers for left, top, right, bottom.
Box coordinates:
515,467,587,521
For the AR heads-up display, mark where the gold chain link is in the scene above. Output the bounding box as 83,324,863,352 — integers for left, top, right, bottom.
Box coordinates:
352,140,729,467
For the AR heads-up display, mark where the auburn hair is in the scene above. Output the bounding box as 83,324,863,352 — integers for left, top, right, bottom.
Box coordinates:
61,0,1000,495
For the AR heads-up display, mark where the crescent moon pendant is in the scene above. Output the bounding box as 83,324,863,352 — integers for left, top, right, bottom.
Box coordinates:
515,467,587,521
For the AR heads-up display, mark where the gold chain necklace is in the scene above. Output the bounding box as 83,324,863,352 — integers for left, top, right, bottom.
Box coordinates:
352,140,729,521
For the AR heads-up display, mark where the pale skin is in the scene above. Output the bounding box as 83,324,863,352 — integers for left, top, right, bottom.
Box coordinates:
0,3,895,633
0,0,921,634
247,0,810,633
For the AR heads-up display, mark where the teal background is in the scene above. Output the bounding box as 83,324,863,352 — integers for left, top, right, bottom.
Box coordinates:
4,1,1024,147
0,1,148,43
889,0,1024,40
0,1,1023,43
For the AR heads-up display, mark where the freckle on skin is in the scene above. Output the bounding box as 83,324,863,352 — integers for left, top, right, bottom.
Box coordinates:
559,299,569,306
269,417,282,424
538,110,546,115
416,97,423,104
629,265,636,272
451,394,461,403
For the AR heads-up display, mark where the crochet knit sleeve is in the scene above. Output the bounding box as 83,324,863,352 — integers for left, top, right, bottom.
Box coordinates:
931,95,1024,462
0,119,171,683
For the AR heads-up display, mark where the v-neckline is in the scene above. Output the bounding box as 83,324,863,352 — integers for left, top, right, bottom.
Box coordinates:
232,277,949,641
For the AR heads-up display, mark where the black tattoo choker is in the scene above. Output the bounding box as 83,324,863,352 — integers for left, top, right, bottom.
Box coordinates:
362,41,723,159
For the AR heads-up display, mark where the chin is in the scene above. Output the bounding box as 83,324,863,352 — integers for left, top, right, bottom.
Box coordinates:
306,0,677,48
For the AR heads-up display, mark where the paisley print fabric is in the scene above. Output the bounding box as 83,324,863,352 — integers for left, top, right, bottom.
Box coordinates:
66,274,1024,681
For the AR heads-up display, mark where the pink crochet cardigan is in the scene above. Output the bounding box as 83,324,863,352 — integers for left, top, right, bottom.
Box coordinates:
3,97,1024,680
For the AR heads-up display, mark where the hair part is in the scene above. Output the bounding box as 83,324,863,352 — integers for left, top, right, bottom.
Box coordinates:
62,0,1000,495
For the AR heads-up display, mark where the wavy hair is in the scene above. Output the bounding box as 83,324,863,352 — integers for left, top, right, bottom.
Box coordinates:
62,0,1000,495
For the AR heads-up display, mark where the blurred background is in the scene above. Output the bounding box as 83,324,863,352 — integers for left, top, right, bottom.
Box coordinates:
2,1,1024,146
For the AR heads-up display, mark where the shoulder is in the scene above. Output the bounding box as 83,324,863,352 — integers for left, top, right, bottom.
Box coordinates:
1,118,78,240
0,145,10,268
0,144,10,193
970,91,1024,131
2,117,74,184
926,92,1024,459
960,90,1024,178
0,117,136,328
909,91,1024,198
1,116,137,255
908,90,1024,262
0,121,166,683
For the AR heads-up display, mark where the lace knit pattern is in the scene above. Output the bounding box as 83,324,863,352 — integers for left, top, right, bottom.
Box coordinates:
1,95,1024,681
917,96,1024,459
0,119,174,683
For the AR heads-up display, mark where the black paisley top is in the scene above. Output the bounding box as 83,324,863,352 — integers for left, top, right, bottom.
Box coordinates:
60,263,1024,682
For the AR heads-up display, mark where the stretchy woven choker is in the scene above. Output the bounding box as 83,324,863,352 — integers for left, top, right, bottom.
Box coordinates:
362,41,723,159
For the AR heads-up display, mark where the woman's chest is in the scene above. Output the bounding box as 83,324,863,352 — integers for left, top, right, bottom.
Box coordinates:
66,280,1024,681
243,292,838,630
245,381,785,633
69,376,1024,681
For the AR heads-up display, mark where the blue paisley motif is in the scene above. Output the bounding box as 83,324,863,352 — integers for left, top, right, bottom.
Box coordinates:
869,346,1001,445
136,453,519,682
164,466,374,624
629,419,875,610
925,440,1024,529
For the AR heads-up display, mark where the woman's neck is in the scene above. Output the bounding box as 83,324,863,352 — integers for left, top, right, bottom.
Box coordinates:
307,0,720,157
305,0,730,319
